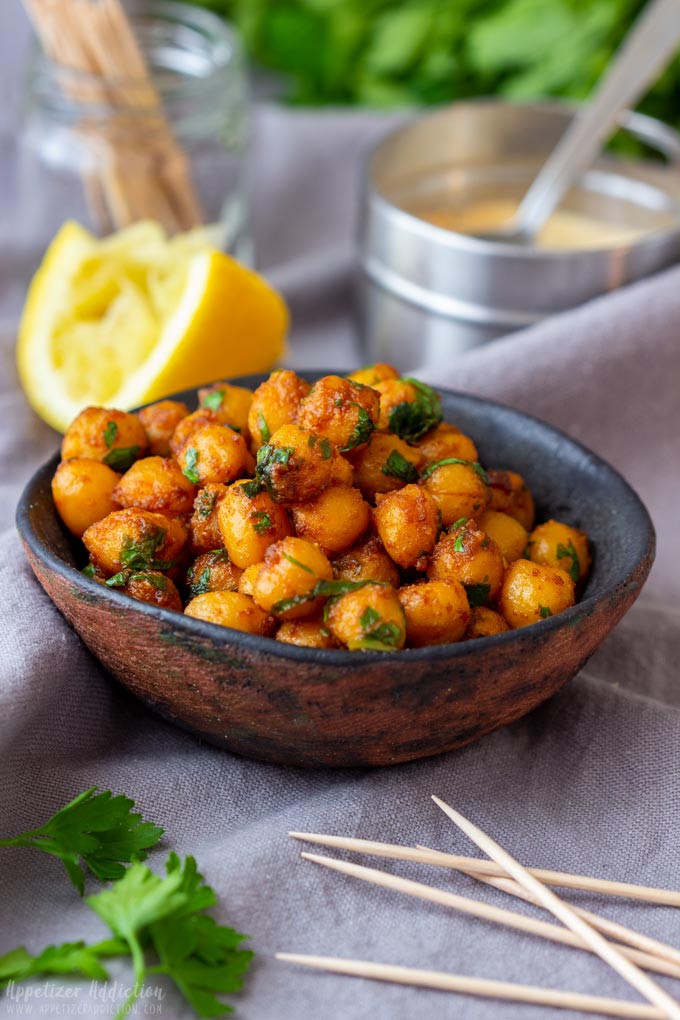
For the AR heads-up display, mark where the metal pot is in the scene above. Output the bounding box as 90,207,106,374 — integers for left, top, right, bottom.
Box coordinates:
358,100,680,371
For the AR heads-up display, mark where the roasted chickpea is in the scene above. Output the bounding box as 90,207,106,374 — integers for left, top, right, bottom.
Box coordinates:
251,537,333,619
466,606,510,640
113,456,196,517
113,571,183,613
187,550,243,597
330,454,355,487
197,382,253,439
82,508,186,577
61,407,148,470
421,460,490,526
248,369,311,450
177,424,253,487
276,617,339,649
347,363,399,387
527,519,591,583
52,458,121,538
291,485,370,555
255,424,337,504
427,522,505,607
332,533,400,588
486,470,535,531
185,591,275,635
373,484,440,569
138,400,189,457
375,378,442,440
478,510,528,564
499,559,575,628
296,375,380,452
217,481,291,568
169,408,221,459
238,562,263,596
416,423,478,466
398,581,470,647
350,433,424,500
188,483,228,555
325,582,406,652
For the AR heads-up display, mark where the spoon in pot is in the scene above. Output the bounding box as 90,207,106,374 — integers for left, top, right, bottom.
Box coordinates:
477,0,680,245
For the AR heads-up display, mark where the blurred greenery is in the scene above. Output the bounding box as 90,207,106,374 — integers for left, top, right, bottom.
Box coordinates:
191,0,680,137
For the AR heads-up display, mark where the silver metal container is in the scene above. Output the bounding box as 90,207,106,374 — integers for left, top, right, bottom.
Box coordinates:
359,100,680,371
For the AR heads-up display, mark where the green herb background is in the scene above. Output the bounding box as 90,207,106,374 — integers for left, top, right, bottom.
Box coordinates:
190,0,680,140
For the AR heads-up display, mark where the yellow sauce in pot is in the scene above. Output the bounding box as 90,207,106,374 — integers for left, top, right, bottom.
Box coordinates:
421,199,646,249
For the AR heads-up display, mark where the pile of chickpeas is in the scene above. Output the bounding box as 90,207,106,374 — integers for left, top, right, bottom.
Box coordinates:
51,366,591,652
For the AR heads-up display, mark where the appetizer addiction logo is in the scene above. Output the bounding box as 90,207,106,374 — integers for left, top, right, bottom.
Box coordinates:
4,979,166,1014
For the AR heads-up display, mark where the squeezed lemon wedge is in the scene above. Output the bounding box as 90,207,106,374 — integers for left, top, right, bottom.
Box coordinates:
18,220,289,433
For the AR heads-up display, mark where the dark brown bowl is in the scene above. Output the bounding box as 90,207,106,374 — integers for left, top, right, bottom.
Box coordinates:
17,374,654,768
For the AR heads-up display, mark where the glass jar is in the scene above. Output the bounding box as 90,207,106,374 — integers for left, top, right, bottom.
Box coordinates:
19,0,251,261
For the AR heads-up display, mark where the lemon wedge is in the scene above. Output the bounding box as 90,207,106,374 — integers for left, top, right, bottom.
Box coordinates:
18,220,289,433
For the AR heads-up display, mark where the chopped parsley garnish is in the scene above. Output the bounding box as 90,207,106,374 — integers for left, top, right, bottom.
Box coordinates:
421,457,488,483
189,566,212,598
381,449,419,484
342,405,375,451
360,606,382,629
243,444,295,497
257,412,271,443
272,578,388,616
106,571,168,592
282,552,315,573
334,397,343,408
453,533,465,553
451,517,468,530
201,390,225,412
539,605,553,619
355,618,403,652
103,446,140,472
556,540,581,583
319,437,333,460
388,378,442,441
182,447,200,485
103,421,118,449
196,489,217,519
120,531,175,572
307,434,317,448
251,511,272,535
463,582,491,607
82,563,97,578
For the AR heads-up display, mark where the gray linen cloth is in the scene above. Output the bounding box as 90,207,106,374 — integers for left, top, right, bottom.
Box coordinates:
1,105,680,1020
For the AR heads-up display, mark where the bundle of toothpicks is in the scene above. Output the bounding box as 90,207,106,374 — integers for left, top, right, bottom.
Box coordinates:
280,796,680,1019
23,0,203,234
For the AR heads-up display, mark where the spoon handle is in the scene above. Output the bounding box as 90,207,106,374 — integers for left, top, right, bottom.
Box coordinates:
515,0,680,239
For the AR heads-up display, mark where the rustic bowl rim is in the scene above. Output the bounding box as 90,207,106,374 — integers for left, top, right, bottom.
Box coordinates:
16,378,655,666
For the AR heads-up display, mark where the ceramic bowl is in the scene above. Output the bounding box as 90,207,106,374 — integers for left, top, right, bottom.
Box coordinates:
16,374,654,768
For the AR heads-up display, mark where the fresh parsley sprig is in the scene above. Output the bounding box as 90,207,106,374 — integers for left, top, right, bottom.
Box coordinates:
0,788,164,894
388,379,442,441
1,854,253,1019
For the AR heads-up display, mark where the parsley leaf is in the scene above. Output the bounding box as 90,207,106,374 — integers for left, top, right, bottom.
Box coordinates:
556,540,581,583
103,446,140,472
421,458,488,482
451,517,468,530
453,533,465,553
103,421,118,449
251,511,272,535
381,449,419,484
183,448,201,485
257,412,271,443
354,620,403,652
319,437,333,460
342,405,375,451
120,531,175,572
360,606,381,628
388,378,442,441
539,604,553,619
202,390,225,412
272,578,388,616
0,941,122,989
282,552,315,573
463,582,491,608
197,490,217,519
0,788,164,894
243,443,295,497
189,566,212,599
82,563,97,578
